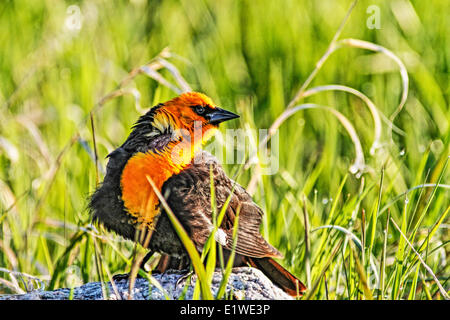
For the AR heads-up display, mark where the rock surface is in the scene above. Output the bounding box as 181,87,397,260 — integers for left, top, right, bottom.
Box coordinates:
0,267,293,300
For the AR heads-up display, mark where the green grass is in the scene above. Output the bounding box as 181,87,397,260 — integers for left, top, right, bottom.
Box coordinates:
0,0,449,300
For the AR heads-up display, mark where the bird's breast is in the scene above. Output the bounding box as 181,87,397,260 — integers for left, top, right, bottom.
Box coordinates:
120,149,190,228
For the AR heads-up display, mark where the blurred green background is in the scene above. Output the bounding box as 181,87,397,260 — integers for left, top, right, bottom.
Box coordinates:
0,0,448,299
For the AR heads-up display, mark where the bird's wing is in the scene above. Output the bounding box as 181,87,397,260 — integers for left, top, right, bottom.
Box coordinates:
90,146,138,241
161,151,282,259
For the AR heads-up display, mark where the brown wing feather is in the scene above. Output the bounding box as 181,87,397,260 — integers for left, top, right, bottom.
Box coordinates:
161,151,282,259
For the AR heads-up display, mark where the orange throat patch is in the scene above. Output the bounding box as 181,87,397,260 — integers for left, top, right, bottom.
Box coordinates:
120,138,205,229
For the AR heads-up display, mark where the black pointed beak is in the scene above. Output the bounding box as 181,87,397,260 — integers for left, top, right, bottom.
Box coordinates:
208,107,240,125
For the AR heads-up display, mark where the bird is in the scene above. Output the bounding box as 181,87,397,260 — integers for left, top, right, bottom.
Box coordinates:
89,92,306,297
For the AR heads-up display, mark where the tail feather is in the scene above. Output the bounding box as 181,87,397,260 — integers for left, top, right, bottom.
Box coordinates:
246,257,307,297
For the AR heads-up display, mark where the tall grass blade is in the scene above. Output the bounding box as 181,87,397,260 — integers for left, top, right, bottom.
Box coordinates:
390,217,449,300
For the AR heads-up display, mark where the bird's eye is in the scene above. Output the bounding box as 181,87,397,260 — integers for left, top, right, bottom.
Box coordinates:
194,105,205,115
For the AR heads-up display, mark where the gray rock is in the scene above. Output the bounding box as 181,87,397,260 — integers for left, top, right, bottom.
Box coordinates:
0,267,293,300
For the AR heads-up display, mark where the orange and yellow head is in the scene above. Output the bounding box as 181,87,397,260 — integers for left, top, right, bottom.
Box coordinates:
151,92,239,144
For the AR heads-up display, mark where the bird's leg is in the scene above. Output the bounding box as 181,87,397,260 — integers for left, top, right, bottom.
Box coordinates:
153,254,192,286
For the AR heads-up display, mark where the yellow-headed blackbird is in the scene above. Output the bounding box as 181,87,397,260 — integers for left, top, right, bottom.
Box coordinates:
89,92,306,296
